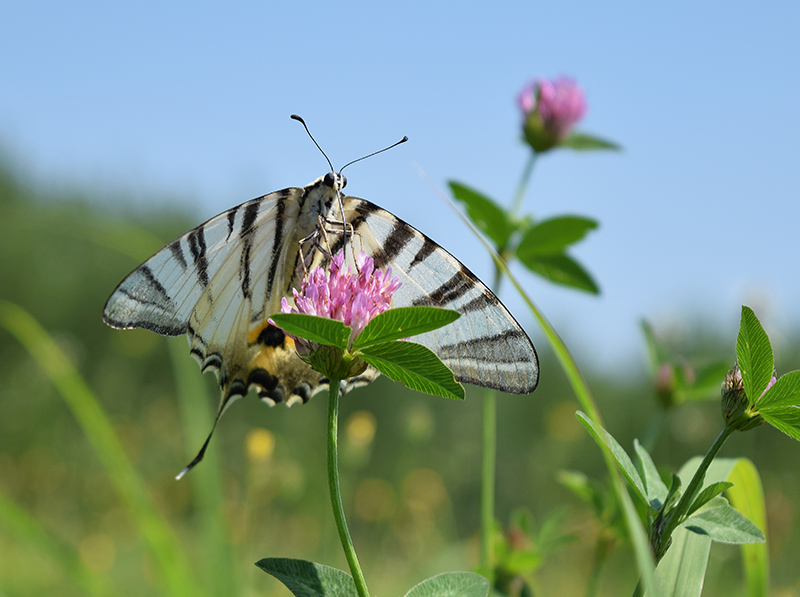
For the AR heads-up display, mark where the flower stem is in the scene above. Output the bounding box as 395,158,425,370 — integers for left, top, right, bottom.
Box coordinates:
326,380,370,597
454,143,655,593
657,423,735,560
631,424,735,597
510,151,537,217
480,388,496,570
479,263,506,572
476,150,536,573
494,264,656,592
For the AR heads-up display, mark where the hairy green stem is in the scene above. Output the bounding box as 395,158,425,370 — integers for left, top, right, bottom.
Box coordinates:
520,285,604,424
510,151,537,217
492,261,657,593
631,424,735,597
480,264,505,572
658,424,735,560
478,151,538,574
480,389,497,570
327,380,370,597
467,146,655,593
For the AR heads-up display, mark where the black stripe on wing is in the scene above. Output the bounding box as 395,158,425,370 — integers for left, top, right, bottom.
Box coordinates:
187,226,210,287
409,241,436,271
415,269,475,307
169,241,188,269
265,197,287,298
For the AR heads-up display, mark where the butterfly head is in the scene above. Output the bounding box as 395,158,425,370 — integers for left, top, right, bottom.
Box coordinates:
323,171,347,192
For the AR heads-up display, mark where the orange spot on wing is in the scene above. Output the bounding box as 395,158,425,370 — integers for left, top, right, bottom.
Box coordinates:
247,321,270,345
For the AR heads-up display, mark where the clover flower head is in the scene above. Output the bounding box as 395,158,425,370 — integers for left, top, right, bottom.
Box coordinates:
519,77,587,151
279,251,401,356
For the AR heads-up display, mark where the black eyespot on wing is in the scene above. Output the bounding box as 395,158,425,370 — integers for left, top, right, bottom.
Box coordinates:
264,385,285,404
254,324,286,348
293,381,313,403
200,353,223,373
227,379,248,400
248,368,281,400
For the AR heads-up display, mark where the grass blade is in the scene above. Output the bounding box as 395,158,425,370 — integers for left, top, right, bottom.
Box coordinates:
0,300,200,597
727,459,769,597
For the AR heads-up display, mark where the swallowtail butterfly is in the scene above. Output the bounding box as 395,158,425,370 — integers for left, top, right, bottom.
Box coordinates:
103,122,539,475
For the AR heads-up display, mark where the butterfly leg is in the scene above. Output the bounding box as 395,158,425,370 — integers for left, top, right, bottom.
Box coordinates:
319,216,359,267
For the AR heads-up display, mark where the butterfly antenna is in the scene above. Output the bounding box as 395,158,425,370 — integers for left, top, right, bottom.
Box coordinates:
339,135,407,250
291,114,335,173
339,135,409,174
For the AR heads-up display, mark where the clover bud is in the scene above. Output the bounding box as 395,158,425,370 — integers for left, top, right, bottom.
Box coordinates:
721,363,772,431
519,77,587,152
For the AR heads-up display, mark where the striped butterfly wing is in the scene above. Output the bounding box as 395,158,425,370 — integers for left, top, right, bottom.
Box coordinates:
331,197,539,394
103,183,372,414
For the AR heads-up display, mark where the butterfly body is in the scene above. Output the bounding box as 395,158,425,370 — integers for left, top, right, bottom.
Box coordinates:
104,172,539,441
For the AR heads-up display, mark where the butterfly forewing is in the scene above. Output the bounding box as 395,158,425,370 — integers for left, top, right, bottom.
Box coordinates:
106,186,325,404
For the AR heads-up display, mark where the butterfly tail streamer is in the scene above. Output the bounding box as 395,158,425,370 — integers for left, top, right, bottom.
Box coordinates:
174,393,233,480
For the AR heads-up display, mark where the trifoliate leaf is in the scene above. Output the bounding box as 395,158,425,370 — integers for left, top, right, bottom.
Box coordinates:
360,341,465,400
353,307,459,350
269,314,349,349
449,181,514,251
736,306,774,404
518,253,599,294
516,215,598,256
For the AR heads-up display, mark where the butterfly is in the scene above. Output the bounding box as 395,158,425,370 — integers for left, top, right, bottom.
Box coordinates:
104,127,538,475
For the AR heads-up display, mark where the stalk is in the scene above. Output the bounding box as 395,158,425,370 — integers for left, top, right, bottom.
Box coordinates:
326,380,370,597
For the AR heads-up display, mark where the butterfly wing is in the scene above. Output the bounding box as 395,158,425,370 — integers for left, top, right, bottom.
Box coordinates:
335,197,539,394
103,187,343,409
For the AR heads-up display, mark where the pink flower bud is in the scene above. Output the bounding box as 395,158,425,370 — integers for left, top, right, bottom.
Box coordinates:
721,363,771,431
519,77,587,152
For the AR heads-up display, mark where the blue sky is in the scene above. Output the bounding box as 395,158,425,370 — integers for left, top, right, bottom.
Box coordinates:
3,1,800,371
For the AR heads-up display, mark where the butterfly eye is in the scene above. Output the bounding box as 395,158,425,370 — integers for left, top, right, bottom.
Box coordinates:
323,172,346,189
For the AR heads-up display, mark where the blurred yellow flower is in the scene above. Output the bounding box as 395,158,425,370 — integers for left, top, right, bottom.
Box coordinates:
345,411,377,449
245,428,276,463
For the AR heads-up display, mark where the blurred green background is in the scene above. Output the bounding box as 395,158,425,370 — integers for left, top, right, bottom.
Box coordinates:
2,160,800,596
